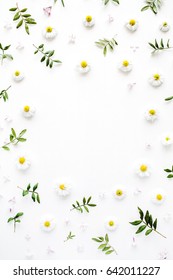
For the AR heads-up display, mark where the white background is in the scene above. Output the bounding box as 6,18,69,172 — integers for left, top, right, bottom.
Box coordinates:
0,0,173,260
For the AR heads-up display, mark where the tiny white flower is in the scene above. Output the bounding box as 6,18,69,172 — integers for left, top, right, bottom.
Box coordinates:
43,26,57,40
151,189,166,205
105,217,118,231
83,15,95,28
119,60,132,72
77,60,90,74
149,73,163,87
56,183,71,197
136,161,151,178
13,70,24,82
145,108,158,122
40,216,56,232
16,156,31,170
160,22,170,32
126,19,138,32
22,105,35,119
113,187,126,200
161,134,173,146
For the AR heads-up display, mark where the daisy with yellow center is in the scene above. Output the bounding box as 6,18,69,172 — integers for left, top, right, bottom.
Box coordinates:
43,26,57,40
22,105,35,119
119,60,132,72
126,19,138,31
152,189,166,205
161,134,173,146
41,216,56,232
56,183,71,197
149,73,163,87
16,155,30,170
105,217,118,231
83,15,95,27
13,70,24,82
160,21,170,32
145,108,158,122
136,161,151,177
113,187,126,200
78,60,90,74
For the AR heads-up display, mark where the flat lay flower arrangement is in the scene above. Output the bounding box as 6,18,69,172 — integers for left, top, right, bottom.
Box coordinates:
0,0,173,260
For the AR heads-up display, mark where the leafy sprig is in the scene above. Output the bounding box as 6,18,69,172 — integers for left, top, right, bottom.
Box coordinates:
0,44,13,65
149,39,172,54
141,0,162,14
9,4,37,35
95,37,118,56
33,44,62,68
164,166,173,178
64,231,75,242
54,0,65,6
130,207,166,238
165,96,173,101
70,196,96,213
0,86,11,102
7,212,24,232
18,183,40,203
2,128,27,151
92,234,117,255
103,0,119,5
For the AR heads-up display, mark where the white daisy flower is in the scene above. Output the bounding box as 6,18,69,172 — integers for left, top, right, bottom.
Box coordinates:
126,19,138,32
22,105,35,119
113,187,126,200
160,22,170,32
16,156,31,170
105,217,118,231
119,60,132,72
13,70,24,82
40,216,56,232
145,108,158,122
43,26,57,40
149,73,163,87
161,134,173,146
151,189,166,205
136,161,151,178
77,60,90,74
83,15,95,27
56,183,71,197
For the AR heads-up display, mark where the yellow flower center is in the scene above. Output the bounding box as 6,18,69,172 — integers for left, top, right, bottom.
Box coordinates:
109,220,114,226
156,194,162,201
116,189,123,196
153,74,160,80
44,221,51,227
24,105,30,112
163,22,168,26
81,61,88,68
19,157,26,164
86,15,92,22
46,26,53,33
140,165,148,172
59,184,65,190
149,109,156,115
123,60,129,67
14,71,20,77
129,19,136,26
165,137,170,141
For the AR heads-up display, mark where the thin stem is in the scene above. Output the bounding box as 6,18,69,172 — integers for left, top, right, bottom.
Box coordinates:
17,186,38,195
14,221,16,233
143,221,166,238
33,44,54,63
5,85,11,91
70,204,86,211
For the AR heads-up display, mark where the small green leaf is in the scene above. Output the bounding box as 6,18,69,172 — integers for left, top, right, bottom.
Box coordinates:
16,19,23,28
105,250,114,254
27,184,31,191
7,217,14,223
145,210,150,224
167,174,173,178
25,24,29,35
13,12,20,21
2,146,10,151
164,169,172,173
33,183,38,192
136,225,147,234
22,190,29,196
145,229,153,236
98,244,106,250
37,194,40,203
153,218,157,230
129,220,142,226
11,128,16,137
105,233,109,242
138,207,144,220
84,205,89,212
141,6,149,11
32,193,36,202
9,7,17,11
92,238,102,242
20,8,27,13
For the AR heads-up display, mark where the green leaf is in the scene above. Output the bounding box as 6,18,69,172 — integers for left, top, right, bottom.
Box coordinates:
149,42,156,49
167,174,173,178
129,220,142,226
4,45,11,50
22,14,31,18
102,246,111,251
165,96,173,101
88,204,97,207
53,60,62,63
27,184,31,191
33,183,38,192
19,129,27,137
48,50,55,57
37,194,40,203
46,58,50,67
7,217,14,223
18,138,26,142
103,46,107,56
160,38,164,48
98,244,106,249
15,220,21,223
164,169,172,173
98,237,104,241
22,190,29,196
13,12,20,21
41,56,46,62
153,218,157,230
149,215,153,227
34,50,38,54
92,238,102,243
155,39,159,48
2,146,10,151
49,61,53,68
138,207,144,220
136,225,147,234
16,19,23,28
9,7,17,11
20,8,27,13
105,250,114,254
83,197,86,205
15,212,23,218
11,128,16,137
141,5,150,11
145,229,153,235
25,24,29,35
145,210,150,224
105,233,109,242
32,192,36,202
84,205,89,212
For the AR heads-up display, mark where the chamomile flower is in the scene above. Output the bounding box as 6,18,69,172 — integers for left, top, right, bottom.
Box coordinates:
56,183,71,197
161,134,173,146
105,217,118,231
145,108,158,122
16,156,31,170
119,60,132,72
83,15,95,27
40,216,56,232
43,26,57,40
160,22,170,32
151,189,166,205
126,19,138,32
149,73,163,87
113,187,126,200
22,105,35,119
136,161,151,178
77,60,90,74
13,70,24,82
